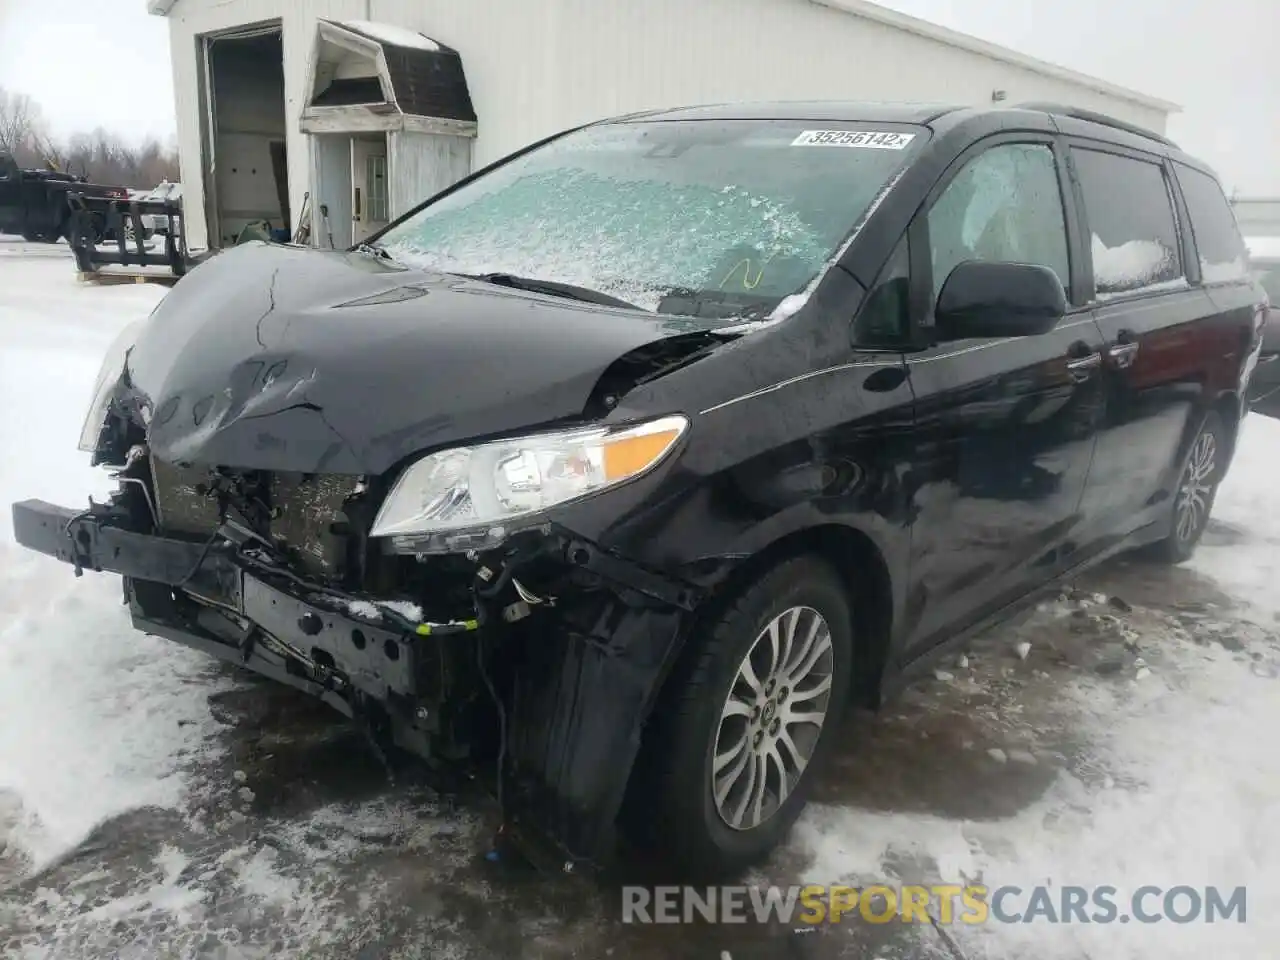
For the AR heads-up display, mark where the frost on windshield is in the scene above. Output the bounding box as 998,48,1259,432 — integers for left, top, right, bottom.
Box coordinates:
1091,234,1185,298
382,168,830,310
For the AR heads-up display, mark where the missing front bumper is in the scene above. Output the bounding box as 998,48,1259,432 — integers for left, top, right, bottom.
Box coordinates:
11,497,696,871
11,498,444,708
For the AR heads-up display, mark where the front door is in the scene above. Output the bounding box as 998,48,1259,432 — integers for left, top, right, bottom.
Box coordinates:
902,137,1105,655
351,137,389,244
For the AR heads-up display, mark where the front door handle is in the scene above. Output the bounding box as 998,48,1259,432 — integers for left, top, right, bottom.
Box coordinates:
1108,342,1140,369
1066,351,1102,381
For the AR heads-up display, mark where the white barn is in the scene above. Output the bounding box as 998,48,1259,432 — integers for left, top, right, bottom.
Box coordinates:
1233,197,1280,241
147,0,1178,252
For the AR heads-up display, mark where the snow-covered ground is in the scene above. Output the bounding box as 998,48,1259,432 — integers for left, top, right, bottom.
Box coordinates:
0,236,1277,959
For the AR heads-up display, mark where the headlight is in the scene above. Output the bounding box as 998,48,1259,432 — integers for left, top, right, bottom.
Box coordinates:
370,415,689,552
78,320,141,452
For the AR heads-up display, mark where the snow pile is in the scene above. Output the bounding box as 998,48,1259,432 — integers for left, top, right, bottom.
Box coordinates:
0,565,229,870
1092,233,1182,297
345,599,383,620
796,413,1280,959
341,20,440,51
798,645,1280,958
1200,255,1249,283
379,599,424,622
1190,412,1280,625
0,254,228,872
71,846,205,925
342,598,424,623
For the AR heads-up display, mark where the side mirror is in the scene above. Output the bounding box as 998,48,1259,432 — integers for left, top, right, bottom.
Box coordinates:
935,260,1067,340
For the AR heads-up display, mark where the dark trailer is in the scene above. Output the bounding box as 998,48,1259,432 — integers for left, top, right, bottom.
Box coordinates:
0,153,130,243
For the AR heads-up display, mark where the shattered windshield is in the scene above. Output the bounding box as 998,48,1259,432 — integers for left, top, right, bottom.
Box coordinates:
378,119,924,320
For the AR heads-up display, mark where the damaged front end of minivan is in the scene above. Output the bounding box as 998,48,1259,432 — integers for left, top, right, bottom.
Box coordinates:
11,242,735,870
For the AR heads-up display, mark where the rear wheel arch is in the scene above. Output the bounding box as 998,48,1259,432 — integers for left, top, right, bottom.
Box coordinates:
1211,391,1243,470
1145,405,1228,563
1168,392,1241,487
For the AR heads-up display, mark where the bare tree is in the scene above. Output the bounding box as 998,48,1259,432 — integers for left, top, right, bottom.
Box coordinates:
0,88,179,186
30,129,68,173
0,86,38,156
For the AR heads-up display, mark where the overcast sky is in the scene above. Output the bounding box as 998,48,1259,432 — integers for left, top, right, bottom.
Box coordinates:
0,0,1275,193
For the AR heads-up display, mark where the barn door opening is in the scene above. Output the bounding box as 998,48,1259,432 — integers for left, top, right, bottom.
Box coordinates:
198,22,288,248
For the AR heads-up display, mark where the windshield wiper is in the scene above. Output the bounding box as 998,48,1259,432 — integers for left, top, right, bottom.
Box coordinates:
353,241,398,263
461,272,643,311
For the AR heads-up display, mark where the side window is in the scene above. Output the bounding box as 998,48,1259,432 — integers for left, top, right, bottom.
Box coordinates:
1174,163,1247,283
926,142,1070,307
853,236,909,345
1073,148,1183,297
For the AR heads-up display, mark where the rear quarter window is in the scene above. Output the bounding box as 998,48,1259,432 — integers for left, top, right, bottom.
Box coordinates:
1174,163,1248,283
1072,147,1184,299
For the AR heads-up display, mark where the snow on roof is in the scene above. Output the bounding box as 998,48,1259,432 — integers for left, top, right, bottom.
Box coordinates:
1246,236,1280,261
810,0,1180,114
339,20,439,52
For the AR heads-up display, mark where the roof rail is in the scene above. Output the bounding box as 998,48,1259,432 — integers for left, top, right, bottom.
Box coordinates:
1012,102,1177,148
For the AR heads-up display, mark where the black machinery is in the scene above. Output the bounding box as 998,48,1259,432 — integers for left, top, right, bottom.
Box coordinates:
66,191,212,280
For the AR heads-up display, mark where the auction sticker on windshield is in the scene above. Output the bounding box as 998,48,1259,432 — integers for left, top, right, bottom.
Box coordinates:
792,130,916,149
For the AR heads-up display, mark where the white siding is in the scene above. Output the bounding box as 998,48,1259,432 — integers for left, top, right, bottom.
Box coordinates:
1234,198,1280,240
164,0,1172,248
387,132,472,219
365,0,1170,170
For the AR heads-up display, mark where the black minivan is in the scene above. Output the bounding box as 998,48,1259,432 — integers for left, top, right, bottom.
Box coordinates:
12,101,1270,875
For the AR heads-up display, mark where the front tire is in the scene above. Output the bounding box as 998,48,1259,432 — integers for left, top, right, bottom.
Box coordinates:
1147,411,1225,563
639,556,854,876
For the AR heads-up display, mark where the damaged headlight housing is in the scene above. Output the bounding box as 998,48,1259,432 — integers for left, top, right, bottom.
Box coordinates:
78,320,142,453
370,415,689,552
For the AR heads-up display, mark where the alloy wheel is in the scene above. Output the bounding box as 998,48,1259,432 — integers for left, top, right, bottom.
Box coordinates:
712,605,835,831
1176,430,1217,542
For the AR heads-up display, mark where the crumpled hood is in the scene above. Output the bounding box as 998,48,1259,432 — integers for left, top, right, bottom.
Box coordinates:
124,242,700,475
